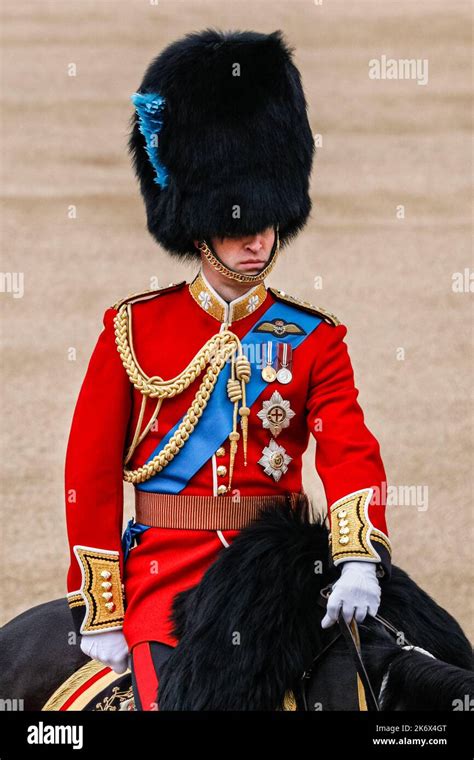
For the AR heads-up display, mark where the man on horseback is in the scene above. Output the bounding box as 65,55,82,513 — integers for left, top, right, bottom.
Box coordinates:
64,29,392,711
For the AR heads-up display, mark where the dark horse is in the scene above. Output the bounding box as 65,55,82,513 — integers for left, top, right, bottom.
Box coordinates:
1,505,473,710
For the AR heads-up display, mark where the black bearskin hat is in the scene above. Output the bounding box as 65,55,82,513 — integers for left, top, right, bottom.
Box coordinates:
128,29,315,260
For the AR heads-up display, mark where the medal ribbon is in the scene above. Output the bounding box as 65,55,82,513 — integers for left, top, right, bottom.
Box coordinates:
277,341,292,370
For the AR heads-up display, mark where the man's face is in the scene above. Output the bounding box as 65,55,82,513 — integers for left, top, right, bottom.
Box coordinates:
207,227,275,274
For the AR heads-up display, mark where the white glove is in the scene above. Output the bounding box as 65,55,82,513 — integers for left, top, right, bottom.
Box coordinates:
80,630,130,674
321,560,381,629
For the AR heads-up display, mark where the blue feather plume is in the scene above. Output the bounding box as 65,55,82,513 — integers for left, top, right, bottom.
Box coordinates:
130,92,168,188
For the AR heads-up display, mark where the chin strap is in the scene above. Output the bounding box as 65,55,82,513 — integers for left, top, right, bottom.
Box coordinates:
198,224,280,284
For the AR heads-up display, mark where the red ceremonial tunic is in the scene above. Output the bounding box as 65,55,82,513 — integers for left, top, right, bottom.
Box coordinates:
65,269,391,649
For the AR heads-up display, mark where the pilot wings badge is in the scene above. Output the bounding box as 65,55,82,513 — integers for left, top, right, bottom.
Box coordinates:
254,318,306,337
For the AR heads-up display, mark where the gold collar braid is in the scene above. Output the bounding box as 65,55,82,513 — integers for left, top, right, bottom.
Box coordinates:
114,303,251,490
198,224,280,283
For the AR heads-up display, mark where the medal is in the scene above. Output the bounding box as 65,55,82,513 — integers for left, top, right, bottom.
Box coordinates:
276,342,293,384
276,367,292,384
262,365,277,382
258,439,292,482
261,341,277,382
257,390,295,437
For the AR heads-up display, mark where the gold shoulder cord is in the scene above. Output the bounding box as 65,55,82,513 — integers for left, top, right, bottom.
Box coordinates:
114,303,251,491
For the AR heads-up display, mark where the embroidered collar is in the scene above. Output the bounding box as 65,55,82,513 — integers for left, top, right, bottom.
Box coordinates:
189,269,268,324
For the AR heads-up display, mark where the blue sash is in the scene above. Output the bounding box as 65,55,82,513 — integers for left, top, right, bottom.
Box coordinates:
136,300,322,493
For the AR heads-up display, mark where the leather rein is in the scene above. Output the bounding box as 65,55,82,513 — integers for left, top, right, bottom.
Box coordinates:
299,584,418,712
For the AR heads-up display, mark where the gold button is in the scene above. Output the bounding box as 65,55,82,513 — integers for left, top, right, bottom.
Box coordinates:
217,484,228,495
338,519,349,528
337,509,347,518
104,602,116,612
339,536,350,545
216,447,225,457
217,465,227,477
339,527,350,535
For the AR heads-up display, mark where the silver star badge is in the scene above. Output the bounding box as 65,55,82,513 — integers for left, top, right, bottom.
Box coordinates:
258,439,292,482
257,390,295,437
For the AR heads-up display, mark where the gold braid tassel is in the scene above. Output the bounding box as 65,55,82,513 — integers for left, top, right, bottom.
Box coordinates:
226,352,252,490
227,431,240,492
226,351,240,492
235,355,251,466
226,378,242,403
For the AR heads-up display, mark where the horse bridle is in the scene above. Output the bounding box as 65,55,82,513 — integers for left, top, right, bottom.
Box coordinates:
299,584,419,712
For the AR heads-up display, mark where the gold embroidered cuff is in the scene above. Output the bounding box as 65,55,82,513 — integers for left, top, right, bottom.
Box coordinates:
73,546,125,634
329,488,392,566
67,591,85,612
